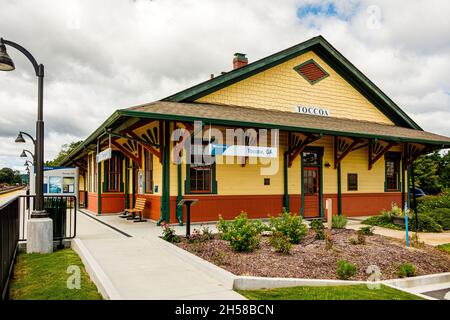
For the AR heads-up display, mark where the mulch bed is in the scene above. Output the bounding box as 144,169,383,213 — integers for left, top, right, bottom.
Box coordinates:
176,229,450,281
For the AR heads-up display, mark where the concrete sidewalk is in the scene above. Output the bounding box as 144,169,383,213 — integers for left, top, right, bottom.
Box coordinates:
75,211,244,300
347,217,450,246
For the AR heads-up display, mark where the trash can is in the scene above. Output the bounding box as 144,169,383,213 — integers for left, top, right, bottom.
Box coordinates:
44,197,67,239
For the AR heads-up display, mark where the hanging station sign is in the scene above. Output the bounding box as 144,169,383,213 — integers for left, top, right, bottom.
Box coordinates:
209,144,278,158
295,105,330,117
96,147,112,163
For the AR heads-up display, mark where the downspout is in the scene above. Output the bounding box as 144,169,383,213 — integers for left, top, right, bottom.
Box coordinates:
337,162,342,216
158,120,171,225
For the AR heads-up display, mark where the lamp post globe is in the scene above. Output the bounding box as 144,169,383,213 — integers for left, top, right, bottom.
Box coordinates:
0,43,15,71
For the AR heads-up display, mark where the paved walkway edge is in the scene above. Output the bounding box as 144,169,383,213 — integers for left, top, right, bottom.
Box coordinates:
158,239,237,290
72,238,122,300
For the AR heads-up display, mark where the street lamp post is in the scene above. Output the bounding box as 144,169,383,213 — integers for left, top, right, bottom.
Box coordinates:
1,38,52,253
0,38,47,218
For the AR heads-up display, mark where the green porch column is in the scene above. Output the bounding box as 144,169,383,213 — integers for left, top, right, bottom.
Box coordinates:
97,161,102,215
337,162,342,216
176,161,183,225
283,151,290,211
124,157,130,209
158,120,171,225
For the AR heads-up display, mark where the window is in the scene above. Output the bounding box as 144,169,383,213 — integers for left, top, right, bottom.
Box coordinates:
49,176,62,193
63,177,75,193
347,173,358,191
188,151,213,193
145,150,153,194
303,169,319,195
385,153,400,191
105,154,121,192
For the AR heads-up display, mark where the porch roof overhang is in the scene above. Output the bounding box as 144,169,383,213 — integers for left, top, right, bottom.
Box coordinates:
59,101,450,166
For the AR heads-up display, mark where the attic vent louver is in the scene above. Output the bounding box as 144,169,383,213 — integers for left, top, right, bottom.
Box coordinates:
294,59,329,85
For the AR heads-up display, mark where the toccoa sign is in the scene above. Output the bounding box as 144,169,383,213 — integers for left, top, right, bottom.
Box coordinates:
295,105,330,117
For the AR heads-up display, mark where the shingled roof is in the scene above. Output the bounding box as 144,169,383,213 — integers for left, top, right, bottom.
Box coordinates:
121,101,450,145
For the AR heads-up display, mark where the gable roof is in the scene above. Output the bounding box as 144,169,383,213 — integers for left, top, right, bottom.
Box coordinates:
163,35,421,130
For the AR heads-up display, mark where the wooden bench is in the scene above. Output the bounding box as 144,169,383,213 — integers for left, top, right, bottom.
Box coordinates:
123,198,147,222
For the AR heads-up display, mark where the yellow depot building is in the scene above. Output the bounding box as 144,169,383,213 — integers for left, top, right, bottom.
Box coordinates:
60,36,450,224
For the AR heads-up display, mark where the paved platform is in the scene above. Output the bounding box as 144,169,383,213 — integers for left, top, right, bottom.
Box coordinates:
347,217,450,246
75,210,244,300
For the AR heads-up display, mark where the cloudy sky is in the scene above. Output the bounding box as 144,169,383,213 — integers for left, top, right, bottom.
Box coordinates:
1,0,449,172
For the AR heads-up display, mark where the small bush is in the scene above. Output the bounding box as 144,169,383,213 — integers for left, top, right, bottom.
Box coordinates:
325,230,334,250
269,231,292,254
417,189,450,212
427,208,450,230
358,226,374,236
162,224,180,243
409,213,443,233
201,226,215,240
336,259,357,280
398,263,416,278
310,219,325,240
217,212,264,252
269,209,307,244
331,215,347,229
349,233,366,245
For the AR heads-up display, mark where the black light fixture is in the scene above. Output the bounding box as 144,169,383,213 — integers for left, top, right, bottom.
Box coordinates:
20,149,35,160
24,160,33,166
15,132,26,143
0,43,15,71
1,37,46,218
324,161,331,168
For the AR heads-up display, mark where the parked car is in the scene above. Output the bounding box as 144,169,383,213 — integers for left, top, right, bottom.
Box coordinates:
409,187,426,197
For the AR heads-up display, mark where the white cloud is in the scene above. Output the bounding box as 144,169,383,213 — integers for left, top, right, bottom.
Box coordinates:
0,0,449,172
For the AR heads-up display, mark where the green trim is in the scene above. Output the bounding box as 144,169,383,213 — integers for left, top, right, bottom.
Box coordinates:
337,163,342,216
119,109,450,146
97,162,102,215
163,35,421,130
300,158,304,218
293,59,329,85
283,151,290,211
131,161,136,207
102,160,108,193
401,156,406,207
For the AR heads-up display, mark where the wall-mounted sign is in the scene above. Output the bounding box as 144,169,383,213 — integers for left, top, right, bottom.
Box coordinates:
209,144,277,158
295,105,330,117
96,148,112,163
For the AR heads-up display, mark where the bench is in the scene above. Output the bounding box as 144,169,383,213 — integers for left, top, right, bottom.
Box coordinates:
121,198,147,222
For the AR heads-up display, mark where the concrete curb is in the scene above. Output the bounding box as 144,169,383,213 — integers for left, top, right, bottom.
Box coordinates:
383,272,450,288
233,276,369,290
382,283,437,300
159,239,236,289
71,238,122,300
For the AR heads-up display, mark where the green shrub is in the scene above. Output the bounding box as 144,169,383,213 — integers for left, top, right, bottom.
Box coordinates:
358,226,374,236
201,226,215,240
269,209,307,244
349,233,366,245
217,212,264,252
162,225,180,243
331,215,347,229
409,213,443,233
398,263,416,278
336,259,357,280
269,231,292,254
417,189,450,212
427,208,450,230
310,219,325,240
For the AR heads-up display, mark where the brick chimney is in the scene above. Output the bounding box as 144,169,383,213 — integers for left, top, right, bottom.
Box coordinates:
233,53,248,69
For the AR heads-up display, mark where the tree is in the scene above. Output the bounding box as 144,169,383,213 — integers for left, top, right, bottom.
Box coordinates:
45,141,83,166
413,150,450,195
0,167,23,185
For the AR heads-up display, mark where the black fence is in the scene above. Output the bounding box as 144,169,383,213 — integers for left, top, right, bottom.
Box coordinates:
18,195,77,243
0,197,20,301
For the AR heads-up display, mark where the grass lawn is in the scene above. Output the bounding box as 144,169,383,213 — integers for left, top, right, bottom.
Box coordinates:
437,243,450,254
237,284,423,300
9,248,102,300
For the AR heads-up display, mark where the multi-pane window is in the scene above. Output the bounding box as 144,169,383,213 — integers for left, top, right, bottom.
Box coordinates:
145,150,153,194
303,169,319,195
92,154,97,192
347,173,358,191
385,153,400,191
106,154,121,192
189,153,212,193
